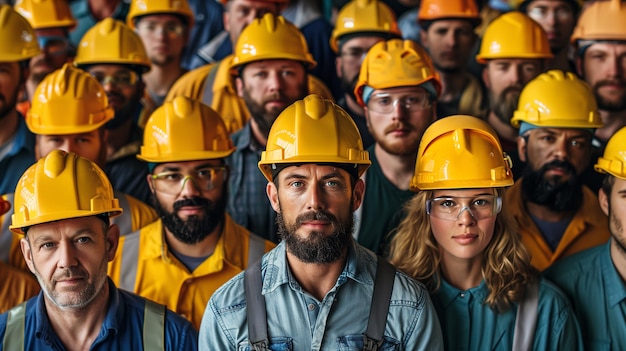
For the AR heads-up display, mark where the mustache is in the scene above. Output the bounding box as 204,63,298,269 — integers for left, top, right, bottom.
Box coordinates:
500,85,523,97
53,267,88,282
295,210,338,227
384,122,413,134
262,93,289,104
539,159,577,176
173,197,211,211
595,79,626,89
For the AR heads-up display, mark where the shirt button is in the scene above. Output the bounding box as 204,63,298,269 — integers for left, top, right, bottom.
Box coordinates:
460,293,465,298
308,303,316,311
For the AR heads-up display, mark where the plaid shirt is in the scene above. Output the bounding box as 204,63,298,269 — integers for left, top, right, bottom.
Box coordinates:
226,123,278,243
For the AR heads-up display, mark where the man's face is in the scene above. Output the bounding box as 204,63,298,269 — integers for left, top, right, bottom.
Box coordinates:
526,0,576,54
30,28,72,84
267,164,364,264
364,86,435,156
135,14,187,67
420,19,476,73
35,130,107,168
224,0,281,46
236,59,308,139
600,177,626,255
149,159,228,245
0,61,25,120
581,42,626,112
483,58,544,124
85,64,143,126
20,216,118,310
336,36,385,101
518,127,592,211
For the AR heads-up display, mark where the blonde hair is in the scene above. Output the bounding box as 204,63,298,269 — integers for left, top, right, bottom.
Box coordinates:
387,189,536,313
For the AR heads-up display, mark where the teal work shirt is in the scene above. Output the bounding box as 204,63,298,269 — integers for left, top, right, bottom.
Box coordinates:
544,241,626,350
432,277,582,350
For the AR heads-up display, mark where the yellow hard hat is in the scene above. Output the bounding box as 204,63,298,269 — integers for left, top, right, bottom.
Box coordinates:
595,125,626,179
74,18,151,73
258,94,371,182
127,0,194,30
27,63,114,135
329,0,400,53
138,96,235,163
571,0,626,44
412,115,513,191
0,5,41,62
476,11,552,63
418,0,481,24
354,39,441,106
511,70,602,130
14,0,76,30
230,13,316,71
10,150,122,235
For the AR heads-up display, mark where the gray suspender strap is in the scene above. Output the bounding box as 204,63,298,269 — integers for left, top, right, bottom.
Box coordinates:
201,63,221,107
244,259,269,351
512,280,539,351
143,299,165,351
3,301,26,351
363,258,396,351
119,229,141,291
247,234,265,267
111,191,132,235
0,193,15,263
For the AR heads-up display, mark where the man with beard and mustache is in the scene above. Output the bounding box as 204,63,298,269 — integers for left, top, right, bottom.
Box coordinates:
477,12,552,154
330,0,401,149
108,97,275,330
127,0,192,111
224,14,316,242
165,0,333,136
520,0,580,72
351,39,440,254
199,94,443,350
14,0,76,117
74,18,153,204
1,150,198,349
418,0,486,119
505,70,610,271
571,0,626,148
545,125,626,349
0,64,158,274
0,6,39,196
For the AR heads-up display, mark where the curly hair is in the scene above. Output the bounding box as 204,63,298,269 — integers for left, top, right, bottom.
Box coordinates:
387,188,536,313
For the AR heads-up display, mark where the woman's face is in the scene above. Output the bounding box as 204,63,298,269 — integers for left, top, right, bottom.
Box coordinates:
428,188,498,262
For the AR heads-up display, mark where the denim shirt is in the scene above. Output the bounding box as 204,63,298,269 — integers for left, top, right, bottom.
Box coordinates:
0,279,197,350
199,240,444,350
0,117,35,195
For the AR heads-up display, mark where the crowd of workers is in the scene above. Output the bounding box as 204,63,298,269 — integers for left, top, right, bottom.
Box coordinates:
0,0,624,349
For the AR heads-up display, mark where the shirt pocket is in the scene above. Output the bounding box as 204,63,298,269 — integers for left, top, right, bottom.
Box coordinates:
238,337,293,351
337,334,401,350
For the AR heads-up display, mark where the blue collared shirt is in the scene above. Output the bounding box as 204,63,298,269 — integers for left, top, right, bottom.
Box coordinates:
433,277,582,350
199,240,444,350
226,123,277,242
0,117,35,195
0,279,197,350
544,241,626,350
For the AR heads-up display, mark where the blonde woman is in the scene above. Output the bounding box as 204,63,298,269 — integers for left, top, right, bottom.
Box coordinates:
388,115,582,350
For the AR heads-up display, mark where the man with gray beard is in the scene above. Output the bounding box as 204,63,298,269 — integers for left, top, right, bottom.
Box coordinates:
0,6,39,195
199,94,444,350
477,12,552,154
571,0,626,149
505,70,610,272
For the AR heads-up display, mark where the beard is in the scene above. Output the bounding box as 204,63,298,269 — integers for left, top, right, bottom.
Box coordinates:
521,159,583,212
154,194,226,245
242,84,307,139
373,121,422,156
339,68,359,103
593,80,626,112
609,208,626,254
0,87,20,121
105,86,142,130
489,85,522,124
277,209,353,264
